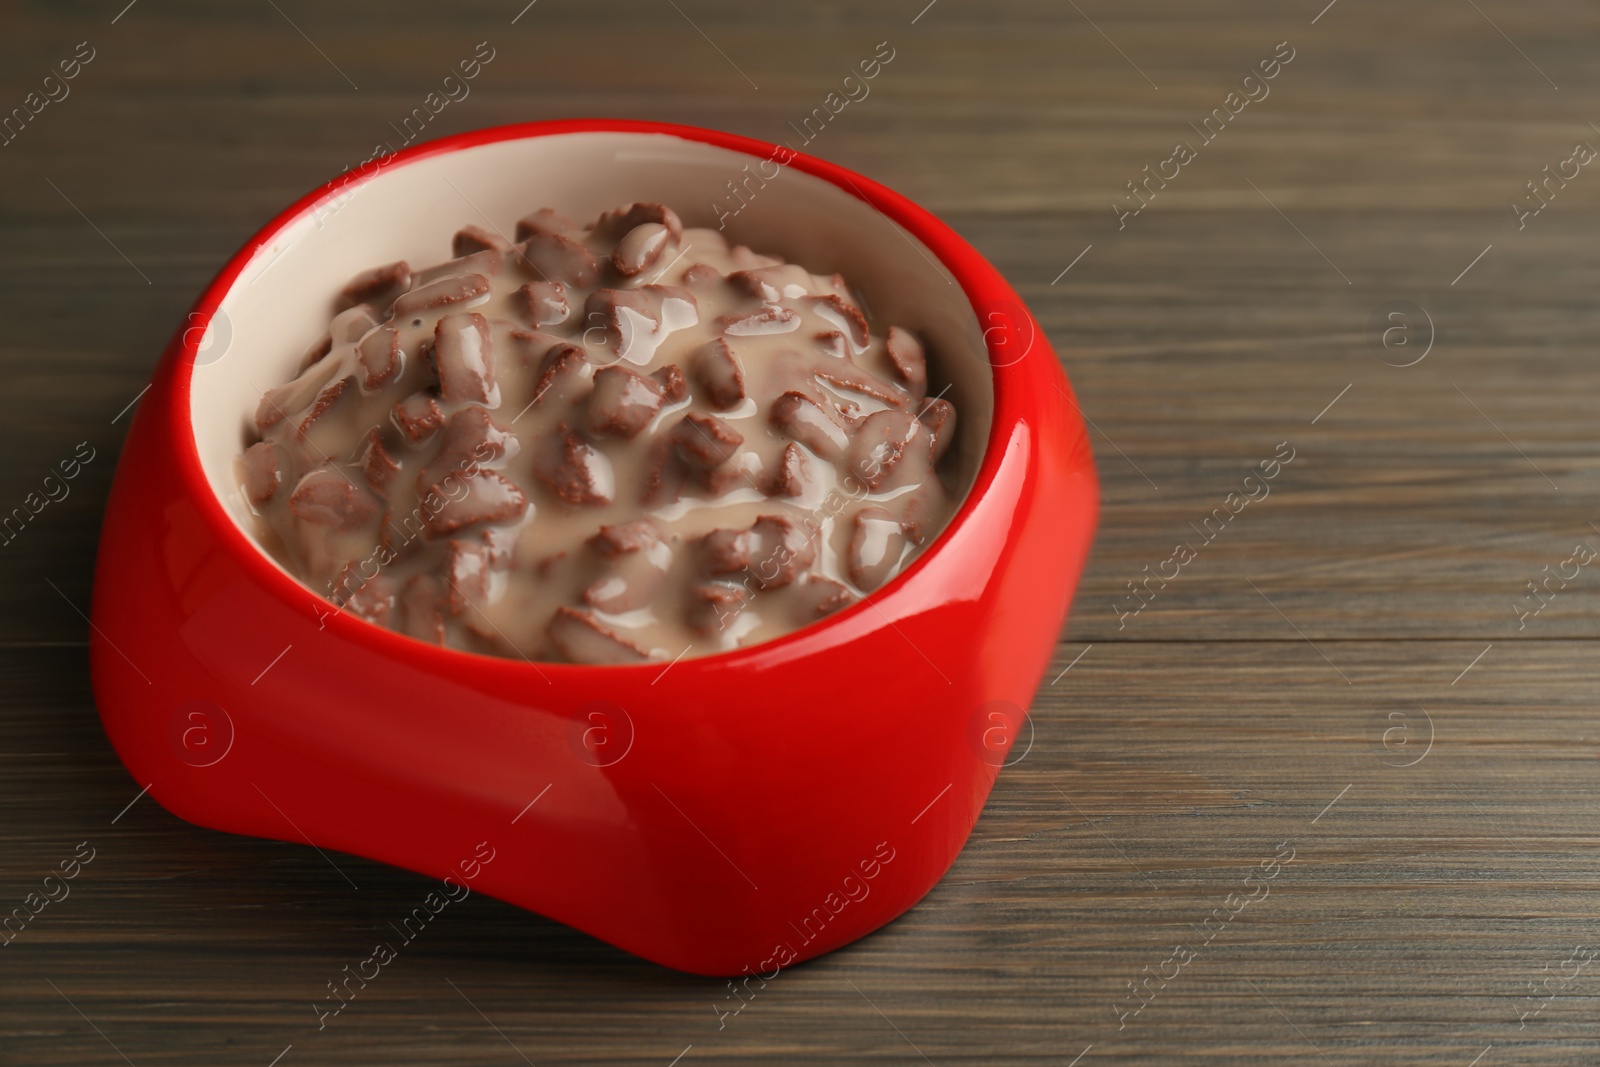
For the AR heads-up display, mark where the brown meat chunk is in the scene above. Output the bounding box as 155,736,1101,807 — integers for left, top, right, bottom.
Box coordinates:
289,468,381,531
686,582,750,635
392,392,445,443
806,294,869,349
529,343,593,412
534,550,569,581
747,515,816,590
814,331,848,360
293,378,349,439
814,362,905,408
582,285,698,362
419,406,517,492
343,572,398,626
338,260,411,312
612,222,675,278
728,244,780,270
641,436,686,506
412,249,503,287
588,519,662,558
356,326,403,391
254,359,346,434
477,524,519,568
769,390,848,460
547,606,652,665
514,207,580,241
297,332,334,374
446,405,517,465
885,325,928,399
592,202,683,243
720,306,799,337
700,527,752,576
358,428,402,499
764,442,810,498
520,231,600,288
392,274,490,318
701,516,816,590
792,576,854,622
727,265,809,304
423,471,528,537
328,562,366,606
848,507,909,592
919,397,956,463
653,363,687,401
681,262,724,291
533,427,614,507
511,280,571,327
331,303,380,345
897,481,949,546
692,338,745,409
453,224,511,257
850,409,924,489
583,540,669,613
254,389,289,432
587,365,663,438
697,462,753,499
444,539,495,616
434,312,496,404
398,574,447,645
670,412,742,468
504,328,565,369
241,441,281,505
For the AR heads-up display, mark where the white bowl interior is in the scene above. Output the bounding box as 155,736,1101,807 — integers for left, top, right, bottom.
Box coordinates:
191,130,994,585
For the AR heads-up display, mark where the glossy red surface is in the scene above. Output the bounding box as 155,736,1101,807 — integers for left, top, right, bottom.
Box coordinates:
89,119,1098,975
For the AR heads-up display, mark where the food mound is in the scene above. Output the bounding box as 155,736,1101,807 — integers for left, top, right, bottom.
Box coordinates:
238,201,960,664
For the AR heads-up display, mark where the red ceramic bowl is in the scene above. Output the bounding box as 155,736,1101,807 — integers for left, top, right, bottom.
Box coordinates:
90,119,1097,976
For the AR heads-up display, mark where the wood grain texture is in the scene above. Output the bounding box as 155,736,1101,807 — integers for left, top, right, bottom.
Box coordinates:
2,0,1598,1063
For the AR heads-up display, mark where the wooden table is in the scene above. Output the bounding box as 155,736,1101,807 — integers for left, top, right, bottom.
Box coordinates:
3,1,1596,1063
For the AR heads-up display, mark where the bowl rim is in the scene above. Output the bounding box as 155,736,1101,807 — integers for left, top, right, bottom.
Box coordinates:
169,118,1037,679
